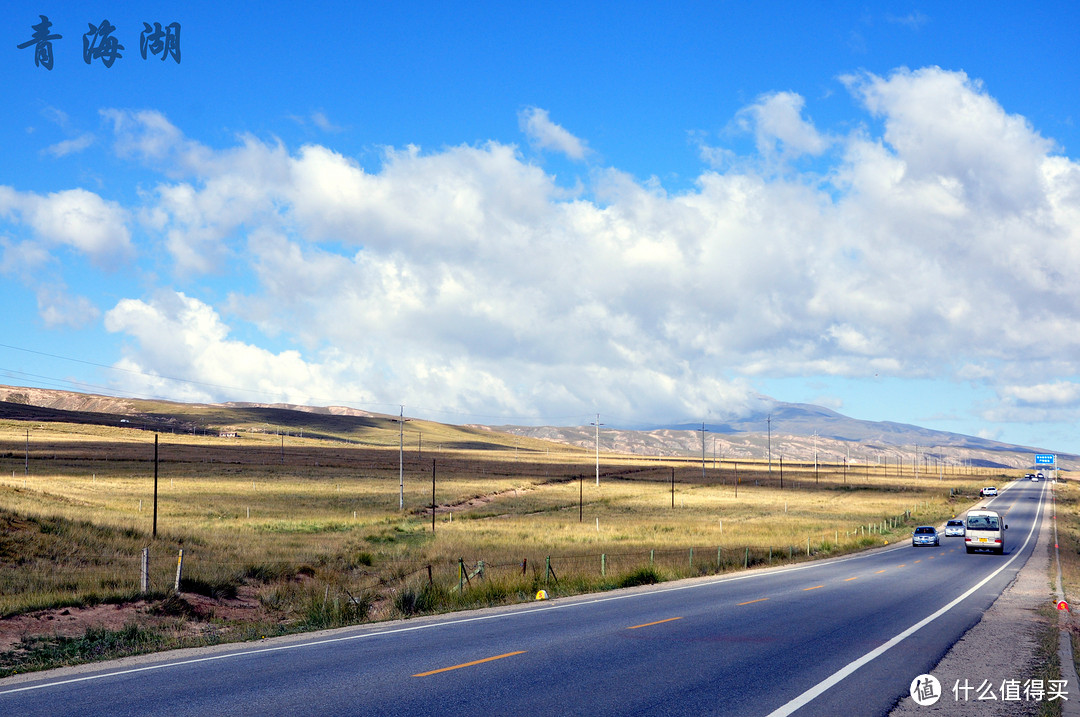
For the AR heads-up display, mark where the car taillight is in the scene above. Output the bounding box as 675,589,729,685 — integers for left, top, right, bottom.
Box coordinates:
965,538,971,542
994,539,1002,543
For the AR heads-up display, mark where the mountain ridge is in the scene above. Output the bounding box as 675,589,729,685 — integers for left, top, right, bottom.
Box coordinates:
0,384,1070,470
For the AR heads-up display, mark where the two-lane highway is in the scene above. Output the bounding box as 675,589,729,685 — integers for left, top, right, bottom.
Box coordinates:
0,479,1047,716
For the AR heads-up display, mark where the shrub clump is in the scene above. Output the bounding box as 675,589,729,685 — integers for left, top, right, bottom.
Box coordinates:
180,576,238,600
616,567,662,588
394,583,450,616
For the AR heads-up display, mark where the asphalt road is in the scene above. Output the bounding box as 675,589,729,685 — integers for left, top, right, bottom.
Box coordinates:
0,479,1047,716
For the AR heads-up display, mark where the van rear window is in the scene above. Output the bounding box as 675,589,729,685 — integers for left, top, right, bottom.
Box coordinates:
967,516,999,530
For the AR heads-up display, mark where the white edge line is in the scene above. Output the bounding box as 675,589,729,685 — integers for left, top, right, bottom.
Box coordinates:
765,482,1046,717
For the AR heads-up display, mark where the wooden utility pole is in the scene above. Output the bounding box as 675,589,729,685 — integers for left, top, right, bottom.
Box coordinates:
152,433,159,538
591,414,603,486
396,406,410,510
698,422,707,482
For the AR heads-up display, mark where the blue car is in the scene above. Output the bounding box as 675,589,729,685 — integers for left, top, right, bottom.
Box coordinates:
912,526,940,546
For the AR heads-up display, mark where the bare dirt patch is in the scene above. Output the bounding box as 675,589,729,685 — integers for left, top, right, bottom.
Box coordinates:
431,485,535,515
0,585,272,654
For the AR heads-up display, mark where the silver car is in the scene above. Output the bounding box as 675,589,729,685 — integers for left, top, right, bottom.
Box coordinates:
912,526,940,546
944,519,965,537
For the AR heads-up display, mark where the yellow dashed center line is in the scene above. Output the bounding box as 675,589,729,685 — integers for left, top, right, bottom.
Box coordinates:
914,560,921,563
844,577,859,582
804,585,824,591
738,598,769,606
413,651,527,677
875,570,887,574
628,617,683,630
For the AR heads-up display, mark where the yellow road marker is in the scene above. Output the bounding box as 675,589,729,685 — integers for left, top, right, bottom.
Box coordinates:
914,560,921,563
803,585,824,591
628,617,684,630
875,570,887,574
413,651,527,677
844,577,859,582
738,598,769,606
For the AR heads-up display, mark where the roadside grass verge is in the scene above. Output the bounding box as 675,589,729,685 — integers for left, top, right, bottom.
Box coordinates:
1050,479,1080,684
1031,602,1064,717
1,623,170,676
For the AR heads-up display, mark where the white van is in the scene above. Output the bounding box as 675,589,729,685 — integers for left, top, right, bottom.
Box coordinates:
965,509,1007,554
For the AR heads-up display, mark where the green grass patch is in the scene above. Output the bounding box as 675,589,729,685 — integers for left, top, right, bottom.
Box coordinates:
0,624,166,677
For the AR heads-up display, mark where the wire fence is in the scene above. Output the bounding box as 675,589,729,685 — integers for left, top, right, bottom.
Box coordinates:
2,502,934,617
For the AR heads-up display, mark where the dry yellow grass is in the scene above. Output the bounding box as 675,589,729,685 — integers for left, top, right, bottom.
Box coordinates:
0,418,1009,615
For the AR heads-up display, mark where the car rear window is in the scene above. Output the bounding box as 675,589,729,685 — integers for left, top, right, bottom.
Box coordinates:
967,516,999,530
947,520,963,526
914,527,935,534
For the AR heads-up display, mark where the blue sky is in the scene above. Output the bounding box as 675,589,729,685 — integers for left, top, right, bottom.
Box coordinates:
4,2,1080,454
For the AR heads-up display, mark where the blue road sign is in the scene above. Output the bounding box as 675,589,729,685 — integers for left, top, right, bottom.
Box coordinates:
1035,454,1055,464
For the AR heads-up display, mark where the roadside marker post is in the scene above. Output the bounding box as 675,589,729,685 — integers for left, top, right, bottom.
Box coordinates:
174,548,184,592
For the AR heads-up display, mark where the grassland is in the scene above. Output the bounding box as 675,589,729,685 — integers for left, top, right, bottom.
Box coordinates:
1047,479,1080,689
0,415,1015,674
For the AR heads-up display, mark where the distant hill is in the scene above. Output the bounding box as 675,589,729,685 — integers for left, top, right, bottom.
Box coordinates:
0,384,1070,471
497,401,1075,471
0,384,532,451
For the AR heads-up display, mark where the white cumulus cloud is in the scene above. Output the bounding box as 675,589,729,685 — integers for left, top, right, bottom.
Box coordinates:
80,66,1080,429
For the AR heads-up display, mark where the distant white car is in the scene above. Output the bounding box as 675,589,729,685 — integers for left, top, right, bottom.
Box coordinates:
979,486,998,497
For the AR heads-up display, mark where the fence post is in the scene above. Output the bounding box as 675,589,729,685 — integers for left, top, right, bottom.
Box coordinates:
717,546,722,568
650,549,654,567
545,556,551,584
141,547,149,594
459,558,465,592
427,564,433,585
689,547,693,571
174,548,184,592
744,547,749,568
522,557,527,576
601,554,606,577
